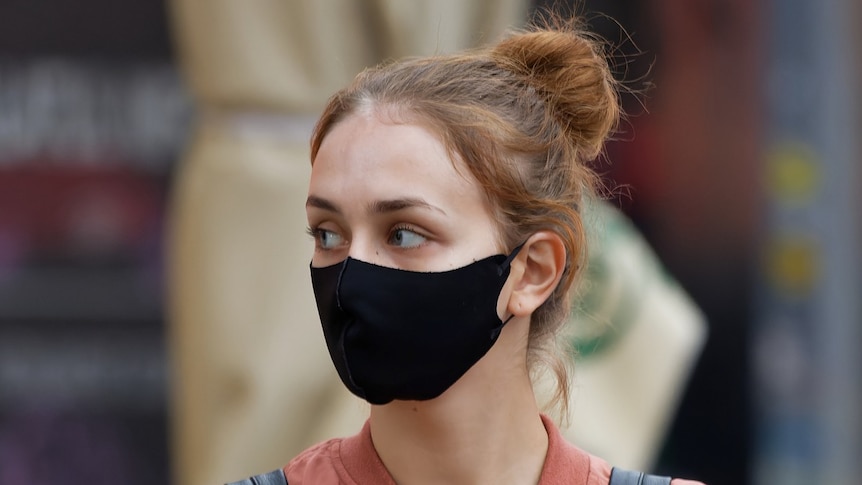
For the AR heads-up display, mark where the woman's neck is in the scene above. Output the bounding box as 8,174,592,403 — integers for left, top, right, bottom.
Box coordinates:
368,332,549,485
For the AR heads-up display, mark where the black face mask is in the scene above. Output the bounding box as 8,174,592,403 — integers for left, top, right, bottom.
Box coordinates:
309,246,522,405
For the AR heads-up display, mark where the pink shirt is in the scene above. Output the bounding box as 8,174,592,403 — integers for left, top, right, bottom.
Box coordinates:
283,415,661,484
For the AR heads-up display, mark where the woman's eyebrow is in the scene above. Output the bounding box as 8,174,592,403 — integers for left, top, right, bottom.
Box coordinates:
369,198,447,215
306,195,341,213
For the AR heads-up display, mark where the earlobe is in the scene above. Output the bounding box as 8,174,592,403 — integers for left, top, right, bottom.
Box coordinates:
507,232,566,317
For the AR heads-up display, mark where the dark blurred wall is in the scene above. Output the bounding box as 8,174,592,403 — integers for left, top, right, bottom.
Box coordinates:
0,2,184,484
647,2,759,484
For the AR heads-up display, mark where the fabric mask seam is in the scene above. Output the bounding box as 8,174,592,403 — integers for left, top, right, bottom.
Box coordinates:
334,258,367,400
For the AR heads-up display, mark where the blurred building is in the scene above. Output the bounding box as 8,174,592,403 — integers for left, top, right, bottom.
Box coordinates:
0,2,183,484
755,0,862,483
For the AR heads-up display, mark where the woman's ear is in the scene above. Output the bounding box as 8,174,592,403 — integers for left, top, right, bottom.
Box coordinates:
507,231,566,317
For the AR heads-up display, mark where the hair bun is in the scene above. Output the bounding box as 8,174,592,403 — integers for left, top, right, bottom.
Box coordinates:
491,28,620,160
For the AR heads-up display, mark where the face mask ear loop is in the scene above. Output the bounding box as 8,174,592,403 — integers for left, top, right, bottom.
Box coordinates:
497,242,527,326
497,242,526,276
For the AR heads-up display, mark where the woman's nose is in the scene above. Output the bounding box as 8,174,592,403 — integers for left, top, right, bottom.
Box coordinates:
349,235,401,268
346,237,380,265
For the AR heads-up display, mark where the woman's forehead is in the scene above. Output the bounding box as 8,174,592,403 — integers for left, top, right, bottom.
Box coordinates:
309,112,484,209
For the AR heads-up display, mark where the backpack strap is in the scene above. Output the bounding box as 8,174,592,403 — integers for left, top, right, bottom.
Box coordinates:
609,466,672,485
225,468,287,485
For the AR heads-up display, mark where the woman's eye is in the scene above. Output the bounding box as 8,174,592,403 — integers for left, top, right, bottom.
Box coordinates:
388,227,426,248
309,227,344,250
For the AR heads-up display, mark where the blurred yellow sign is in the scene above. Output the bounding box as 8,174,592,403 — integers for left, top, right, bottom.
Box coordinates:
766,236,820,295
766,142,820,204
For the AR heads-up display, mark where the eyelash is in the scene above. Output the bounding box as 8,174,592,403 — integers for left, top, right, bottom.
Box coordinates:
306,226,335,250
389,224,428,247
390,224,416,234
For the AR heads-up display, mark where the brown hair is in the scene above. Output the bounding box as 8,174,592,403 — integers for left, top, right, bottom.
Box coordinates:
310,18,620,413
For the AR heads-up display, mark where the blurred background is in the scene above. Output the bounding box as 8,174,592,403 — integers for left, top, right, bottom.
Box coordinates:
0,1,859,484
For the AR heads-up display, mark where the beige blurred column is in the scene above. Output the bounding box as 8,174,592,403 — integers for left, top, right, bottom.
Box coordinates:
166,2,527,485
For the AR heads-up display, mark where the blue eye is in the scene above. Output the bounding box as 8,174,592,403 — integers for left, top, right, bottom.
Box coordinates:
388,226,426,248
308,227,344,250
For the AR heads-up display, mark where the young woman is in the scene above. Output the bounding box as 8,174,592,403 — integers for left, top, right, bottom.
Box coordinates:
231,19,704,485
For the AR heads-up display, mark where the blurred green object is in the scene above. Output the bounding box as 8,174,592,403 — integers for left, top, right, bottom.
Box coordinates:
547,199,706,470
572,200,683,359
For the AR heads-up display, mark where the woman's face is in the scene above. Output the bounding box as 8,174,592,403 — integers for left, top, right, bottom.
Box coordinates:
307,109,503,272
